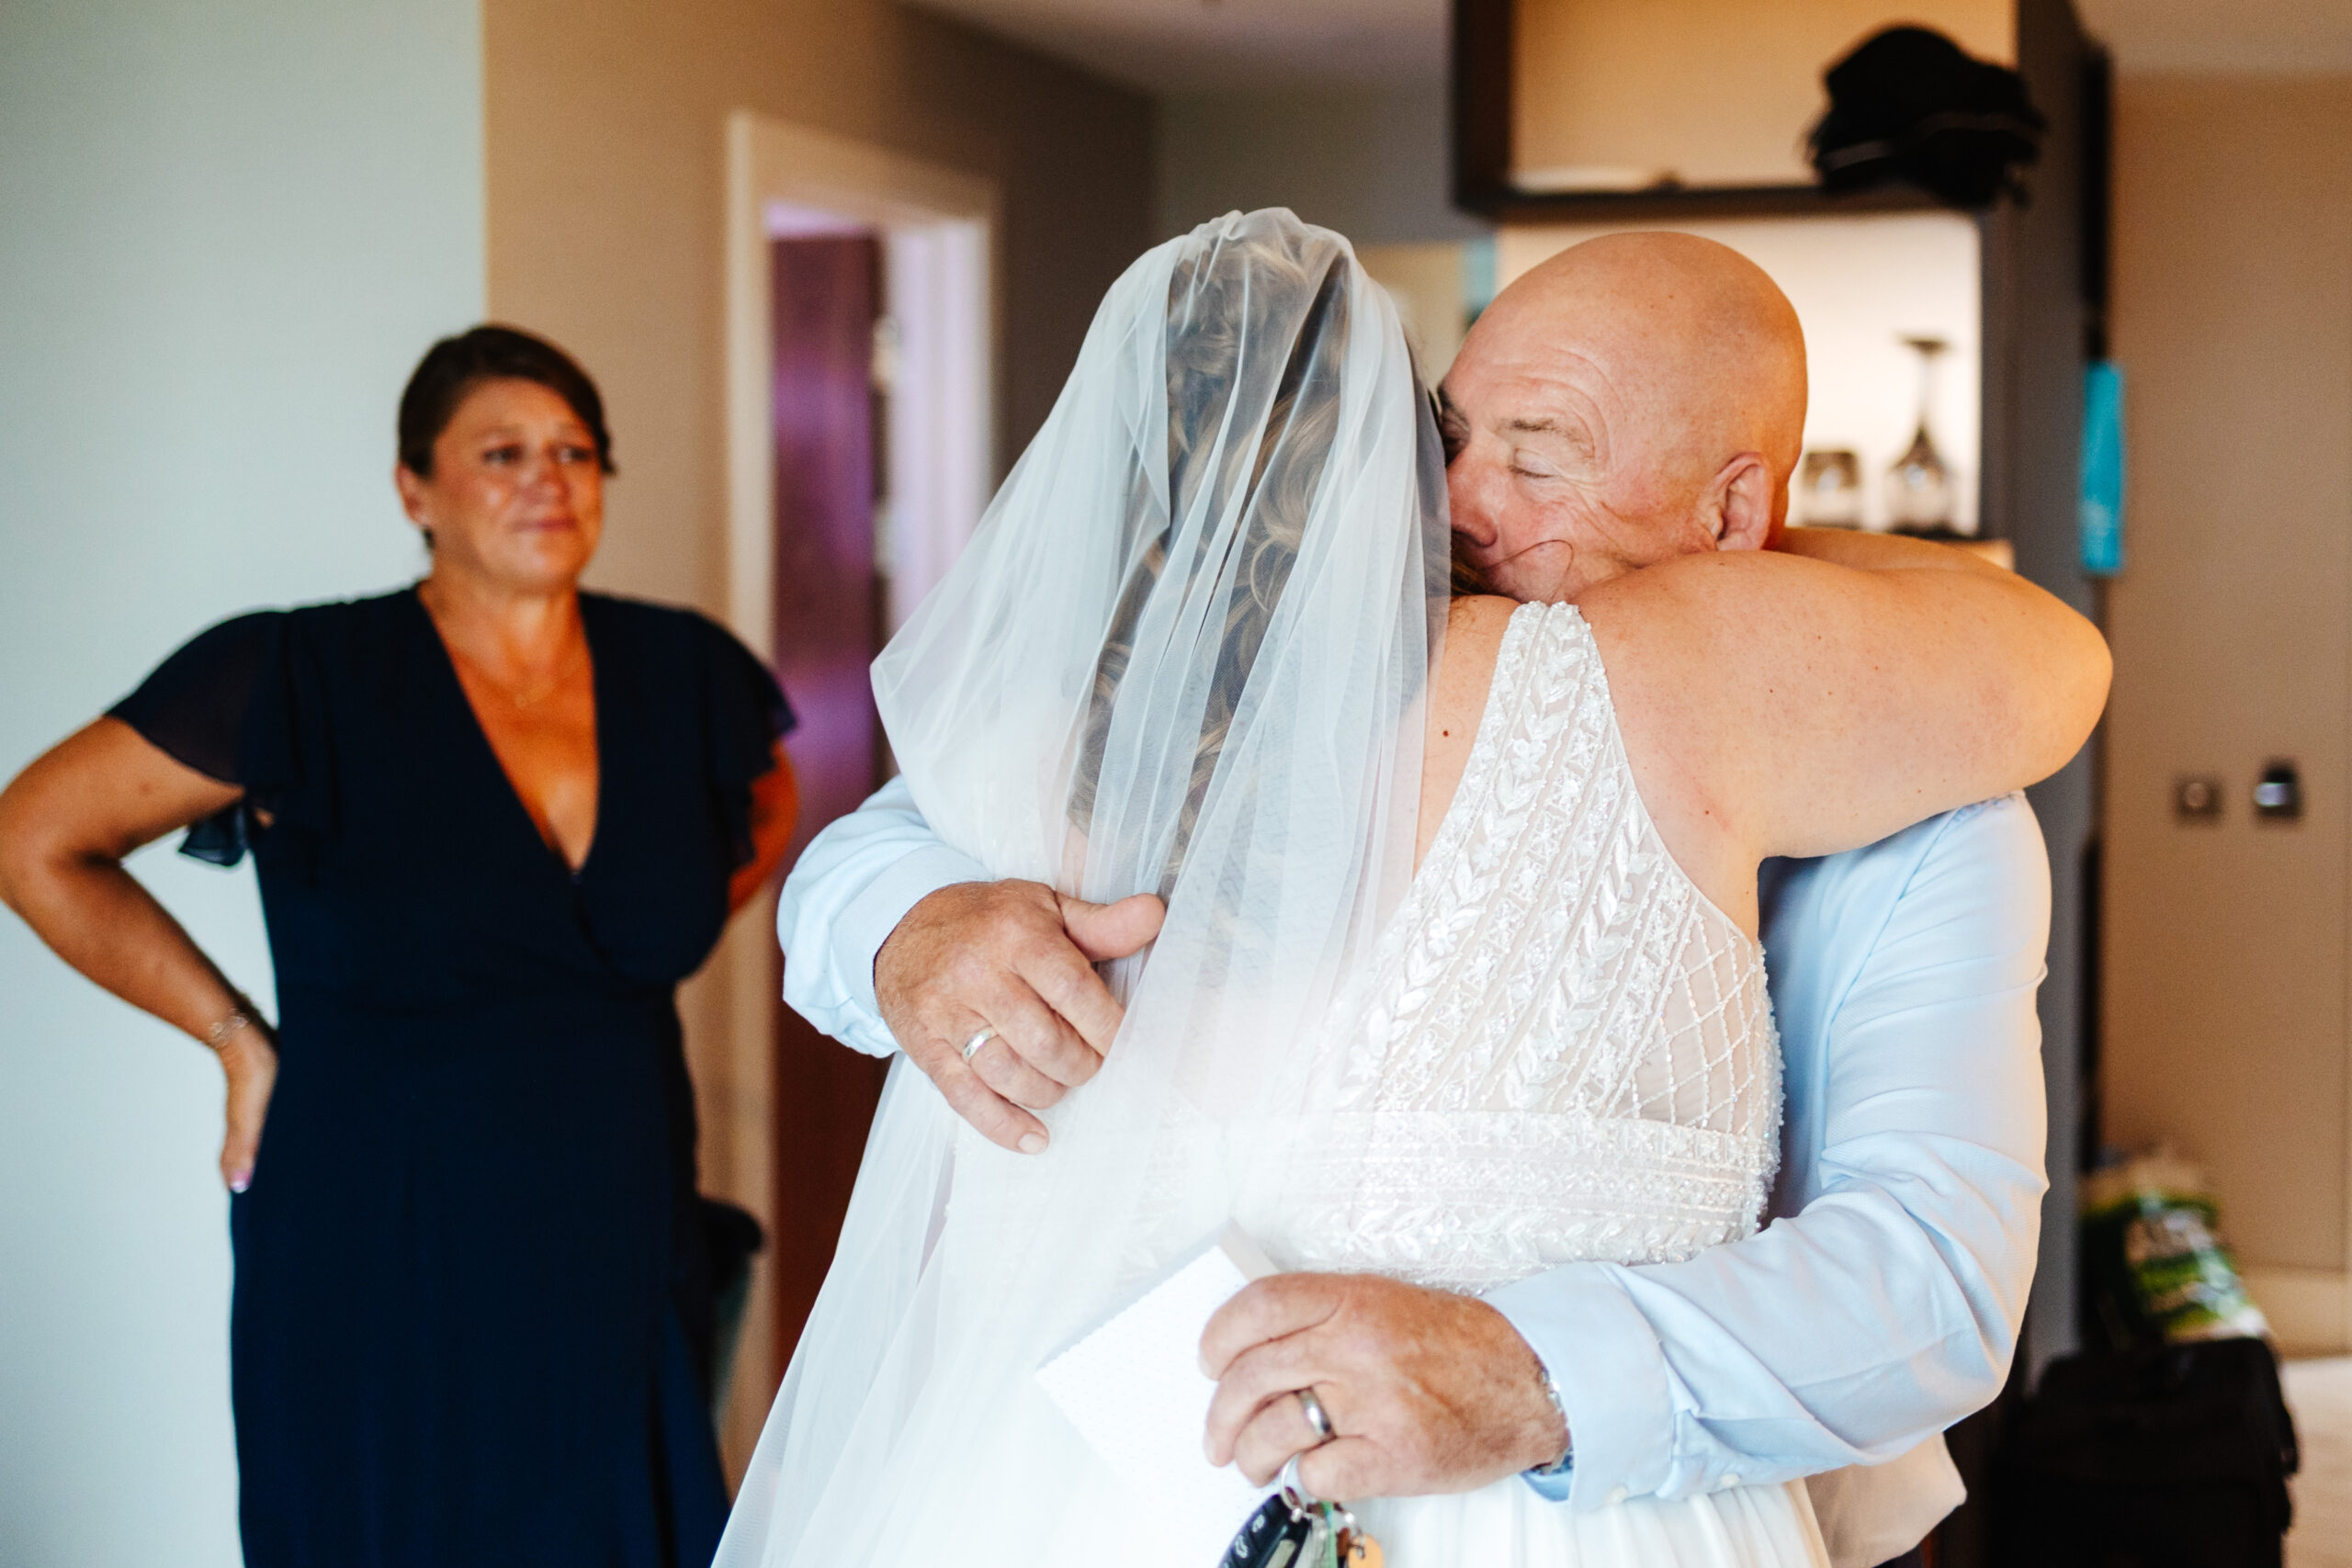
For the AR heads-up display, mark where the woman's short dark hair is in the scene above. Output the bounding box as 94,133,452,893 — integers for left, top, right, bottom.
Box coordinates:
397,324,616,477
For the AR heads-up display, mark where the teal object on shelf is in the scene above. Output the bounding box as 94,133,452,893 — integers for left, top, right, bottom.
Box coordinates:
1463,235,1498,327
2080,360,2124,576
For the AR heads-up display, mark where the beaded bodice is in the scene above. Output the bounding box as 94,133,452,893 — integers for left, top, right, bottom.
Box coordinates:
1240,601,1781,1292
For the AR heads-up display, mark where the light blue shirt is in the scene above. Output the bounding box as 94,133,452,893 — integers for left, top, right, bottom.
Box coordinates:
775,782,2050,1543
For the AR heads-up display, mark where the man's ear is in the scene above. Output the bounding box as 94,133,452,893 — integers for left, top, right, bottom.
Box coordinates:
1704,453,1776,554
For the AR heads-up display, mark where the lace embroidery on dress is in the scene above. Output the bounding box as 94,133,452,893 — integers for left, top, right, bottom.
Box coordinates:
1235,601,1782,1292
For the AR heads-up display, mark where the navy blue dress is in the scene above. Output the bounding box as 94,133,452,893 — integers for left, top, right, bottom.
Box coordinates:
111,588,791,1568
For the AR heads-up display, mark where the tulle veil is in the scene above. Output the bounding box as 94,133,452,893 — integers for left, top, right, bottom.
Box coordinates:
717,209,1449,1565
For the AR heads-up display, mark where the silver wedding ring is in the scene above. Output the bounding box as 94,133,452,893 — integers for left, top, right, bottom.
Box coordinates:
960,1026,997,1063
1295,1386,1334,1445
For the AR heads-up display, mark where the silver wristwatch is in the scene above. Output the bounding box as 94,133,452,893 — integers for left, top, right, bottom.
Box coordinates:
1525,1358,1573,1479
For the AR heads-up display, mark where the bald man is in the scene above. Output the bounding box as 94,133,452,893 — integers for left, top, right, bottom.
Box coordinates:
1446,232,1807,596
775,234,2055,1568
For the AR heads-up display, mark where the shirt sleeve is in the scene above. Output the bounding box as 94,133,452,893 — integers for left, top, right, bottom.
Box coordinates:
695,615,796,868
1484,798,2052,1511
775,774,990,1058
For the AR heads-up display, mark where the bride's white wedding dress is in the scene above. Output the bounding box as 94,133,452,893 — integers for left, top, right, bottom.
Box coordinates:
718,209,1826,1568
1233,598,1826,1565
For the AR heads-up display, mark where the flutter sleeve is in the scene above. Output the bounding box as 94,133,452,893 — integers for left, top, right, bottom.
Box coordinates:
697,615,796,868
107,611,282,864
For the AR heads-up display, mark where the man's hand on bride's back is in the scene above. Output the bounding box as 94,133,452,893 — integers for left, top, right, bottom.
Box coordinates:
874,880,1164,1153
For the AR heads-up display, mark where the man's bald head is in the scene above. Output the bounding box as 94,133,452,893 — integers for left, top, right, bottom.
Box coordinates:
1440,231,1808,603
1487,233,1808,491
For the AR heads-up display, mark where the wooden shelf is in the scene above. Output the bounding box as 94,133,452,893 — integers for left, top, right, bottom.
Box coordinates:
1454,177,1948,225
1449,0,1969,226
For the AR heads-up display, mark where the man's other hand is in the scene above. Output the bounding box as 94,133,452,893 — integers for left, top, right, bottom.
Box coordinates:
1202,1272,1569,1498
873,879,1163,1152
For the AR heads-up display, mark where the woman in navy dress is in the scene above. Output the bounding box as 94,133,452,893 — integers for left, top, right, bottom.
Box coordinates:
0,327,798,1566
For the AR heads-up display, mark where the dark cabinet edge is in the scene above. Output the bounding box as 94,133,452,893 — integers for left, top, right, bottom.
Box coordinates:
1455,179,1949,224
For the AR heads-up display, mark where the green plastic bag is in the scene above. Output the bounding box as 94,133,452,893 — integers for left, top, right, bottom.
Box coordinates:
2082,1151,2270,1348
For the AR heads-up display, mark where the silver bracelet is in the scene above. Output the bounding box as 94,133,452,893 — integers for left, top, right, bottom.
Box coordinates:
206,1004,259,1052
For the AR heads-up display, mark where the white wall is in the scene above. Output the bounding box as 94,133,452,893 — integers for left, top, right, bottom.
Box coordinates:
0,3,483,1561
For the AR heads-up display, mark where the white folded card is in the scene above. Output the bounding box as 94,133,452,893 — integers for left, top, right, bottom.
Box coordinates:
1037,1224,1280,1562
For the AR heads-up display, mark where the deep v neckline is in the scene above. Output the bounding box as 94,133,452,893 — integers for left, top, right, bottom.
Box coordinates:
411,588,605,879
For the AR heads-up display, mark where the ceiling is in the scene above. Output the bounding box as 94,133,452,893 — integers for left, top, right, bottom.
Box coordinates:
911,0,2352,93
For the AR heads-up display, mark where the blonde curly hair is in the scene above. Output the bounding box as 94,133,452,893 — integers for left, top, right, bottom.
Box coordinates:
1071,227,1353,895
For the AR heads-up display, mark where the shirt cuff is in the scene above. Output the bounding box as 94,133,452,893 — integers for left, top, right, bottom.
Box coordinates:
834,843,992,1018
1485,1263,1674,1511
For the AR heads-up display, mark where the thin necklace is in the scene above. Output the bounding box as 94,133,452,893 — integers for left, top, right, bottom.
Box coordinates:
449,637,585,711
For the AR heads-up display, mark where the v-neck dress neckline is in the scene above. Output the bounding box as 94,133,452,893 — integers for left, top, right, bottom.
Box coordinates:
408,585,605,881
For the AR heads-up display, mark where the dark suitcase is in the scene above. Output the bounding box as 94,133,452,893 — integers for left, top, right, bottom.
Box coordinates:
1996,1337,2298,1567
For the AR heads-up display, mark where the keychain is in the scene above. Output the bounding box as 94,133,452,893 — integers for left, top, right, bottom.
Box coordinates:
1218,1459,1383,1568
1218,1490,1313,1568
1330,1507,1383,1568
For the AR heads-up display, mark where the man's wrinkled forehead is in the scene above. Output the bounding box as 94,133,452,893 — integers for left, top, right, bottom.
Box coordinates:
1443,300,1622,439
1464,235,1738,383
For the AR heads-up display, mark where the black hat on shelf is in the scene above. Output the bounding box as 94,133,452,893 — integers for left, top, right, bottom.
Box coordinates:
1808,26,2048,209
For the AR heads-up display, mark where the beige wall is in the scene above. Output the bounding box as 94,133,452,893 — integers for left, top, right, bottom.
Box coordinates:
1158,78,1490,248
1514,0,2013,189
487,0,1153,613
2101,75,2352,1348
1358,243,1479,379
482,0,1155,1468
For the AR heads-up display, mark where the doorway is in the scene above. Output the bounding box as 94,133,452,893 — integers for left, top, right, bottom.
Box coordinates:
715,113,996,1475
764,220,889,1406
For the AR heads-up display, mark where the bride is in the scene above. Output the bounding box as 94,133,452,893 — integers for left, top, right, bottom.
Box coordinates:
718,209,2107,1566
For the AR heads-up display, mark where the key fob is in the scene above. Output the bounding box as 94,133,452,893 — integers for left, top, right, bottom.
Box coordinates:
1221,1492,1315,1568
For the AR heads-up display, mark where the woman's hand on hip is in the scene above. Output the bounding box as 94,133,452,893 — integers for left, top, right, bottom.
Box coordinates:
218,1021,278,1193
